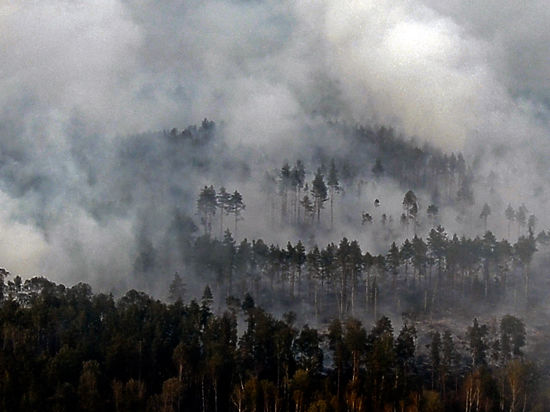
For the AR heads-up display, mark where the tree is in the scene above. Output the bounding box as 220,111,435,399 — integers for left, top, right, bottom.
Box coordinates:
168,273,186,303
427,226,448,286
228,191,245,237
479,203,491,232
78,360,102,412
327,320,349,407
500,315,526,360
361,212,373,225
311,168,328,225
292,160,306,224
441,330,458,397
505,204,515,239
300,195,314,225
280,162,291,223
0,268,7,302
386,242,400,288
430,332,441,389
403,190,418,235
327,159,341,230
344,318,366,384
528,214,537,234
412,236,427,285
197,185,217,236
400,239,414,280
456,176,474,207
216,187,231,237
516,204,528,238
294,325,323,376
467,318,488,368
505,359,537,412
395,324,417,401
201,285,214,328
515,233,537,300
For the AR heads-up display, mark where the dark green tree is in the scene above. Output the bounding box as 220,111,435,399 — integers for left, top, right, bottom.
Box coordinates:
327,159,341,230
311,168,328,225
197,185,217,236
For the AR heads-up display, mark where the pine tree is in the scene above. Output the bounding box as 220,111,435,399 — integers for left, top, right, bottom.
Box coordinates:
300,195,314,225
430,332,441,389
479,203,491,232
197,185,217,236
505,204,515,239
386,242,400,288
311,168,328,225
403,190,418,235
467,318,488,368
516,204,528,237
168,273,186,303
279,162,291,223
216,187,231,238
327,159,341,230
228,191,245,237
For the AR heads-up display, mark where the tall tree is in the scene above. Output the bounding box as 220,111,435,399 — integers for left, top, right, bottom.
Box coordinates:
228,191,245,237
479,203,491,232
516,204,528,237
300,195,314,225
279,162,291,223
292,160,306,224
197,185,217,236
430,332,441,389
467,318,488,368
386,242,401,289
216,187,231,238
403,190,418,235
505,204,515,239
168,273,186,303
311,168,328,225
327,159,341,230
500,315,526,360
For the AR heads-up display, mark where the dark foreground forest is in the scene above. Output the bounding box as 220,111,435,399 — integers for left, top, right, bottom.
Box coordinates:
0,270,547,412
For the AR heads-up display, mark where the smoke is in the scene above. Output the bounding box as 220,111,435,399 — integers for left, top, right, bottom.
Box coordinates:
0,0,549,293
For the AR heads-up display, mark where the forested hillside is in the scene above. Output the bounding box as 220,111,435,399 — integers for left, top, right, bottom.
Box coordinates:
2,119,550,411
0,276,544,412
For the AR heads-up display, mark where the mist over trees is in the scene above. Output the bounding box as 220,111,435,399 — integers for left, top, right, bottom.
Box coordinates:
4,1,550,410
1,117,550,410
0,275,544,412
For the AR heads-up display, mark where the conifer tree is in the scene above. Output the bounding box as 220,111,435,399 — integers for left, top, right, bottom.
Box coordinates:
505,204,515,239
327,159,341,230
480,203,491,232
197,185,217,236
216,187,231,238
311,168,328,225
228,191,245,237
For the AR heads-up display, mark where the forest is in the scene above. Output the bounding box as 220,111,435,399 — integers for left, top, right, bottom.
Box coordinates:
1,119,550,411
0,274,543,412
5,1,550,410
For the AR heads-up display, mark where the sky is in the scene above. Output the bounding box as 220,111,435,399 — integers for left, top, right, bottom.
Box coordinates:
0,0,549,291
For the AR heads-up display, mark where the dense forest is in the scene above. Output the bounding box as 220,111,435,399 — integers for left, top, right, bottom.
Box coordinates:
0,274,544,412
2,120,550,411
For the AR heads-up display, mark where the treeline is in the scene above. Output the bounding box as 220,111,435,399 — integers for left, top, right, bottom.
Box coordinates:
259,125,475,230
187,226,539,321
0,276,543,411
